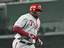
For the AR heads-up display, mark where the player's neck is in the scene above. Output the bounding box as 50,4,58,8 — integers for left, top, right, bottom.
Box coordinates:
33,15,38,19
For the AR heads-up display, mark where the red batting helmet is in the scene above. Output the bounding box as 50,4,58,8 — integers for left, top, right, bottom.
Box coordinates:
29,3,42,12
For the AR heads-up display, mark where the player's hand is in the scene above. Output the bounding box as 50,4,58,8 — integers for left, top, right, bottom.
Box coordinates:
28,34,38,39
36,38,43,46
28,34,38,43
38,39,43,45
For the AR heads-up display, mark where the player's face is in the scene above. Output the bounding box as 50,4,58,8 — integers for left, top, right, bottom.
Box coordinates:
33,11,41,17
30,11,41,18
31,11,41,19
36,11,41,15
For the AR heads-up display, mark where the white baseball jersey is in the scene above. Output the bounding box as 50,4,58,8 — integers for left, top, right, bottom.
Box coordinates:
13,13,40,43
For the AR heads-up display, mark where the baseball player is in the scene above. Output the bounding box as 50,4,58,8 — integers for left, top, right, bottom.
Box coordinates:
12,3,43,48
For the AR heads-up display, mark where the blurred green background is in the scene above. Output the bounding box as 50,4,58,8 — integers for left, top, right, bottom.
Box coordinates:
0,0,64,48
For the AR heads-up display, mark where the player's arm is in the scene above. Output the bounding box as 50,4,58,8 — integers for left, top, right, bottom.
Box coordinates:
13,26,29,37
13,26,38,39
35,32,43,46
36,27,43,45
12,16,38,39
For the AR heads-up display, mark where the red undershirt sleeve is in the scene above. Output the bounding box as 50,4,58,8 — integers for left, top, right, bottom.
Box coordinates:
12,26,29,37
12,26,39,40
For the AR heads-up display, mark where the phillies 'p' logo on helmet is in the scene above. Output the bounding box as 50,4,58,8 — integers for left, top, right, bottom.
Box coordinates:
29,3,42,12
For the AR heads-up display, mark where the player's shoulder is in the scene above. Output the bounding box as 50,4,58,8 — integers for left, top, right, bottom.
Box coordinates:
20,13,30,18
